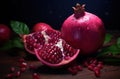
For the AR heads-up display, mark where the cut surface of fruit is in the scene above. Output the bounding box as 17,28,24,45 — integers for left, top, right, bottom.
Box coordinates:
23,29,61,54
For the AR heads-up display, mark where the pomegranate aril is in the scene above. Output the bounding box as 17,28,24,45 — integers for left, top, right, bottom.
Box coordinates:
15,71,21,77
26,35,32,41
20,62,27,68
93,67,100,71
97,63,103,69
34,43,41,48
88,65,94,71
64,56,70,60
76,65,82,71
92,59,97,64
20,67,26,72
90,63,96,67
94,70,100,77
6,73,14,79
10,67,15,72
32,73,40,79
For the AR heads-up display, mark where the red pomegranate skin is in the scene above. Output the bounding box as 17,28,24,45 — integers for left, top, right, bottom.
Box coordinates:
0,24,11,43
32,22,53,32
61,4,106,55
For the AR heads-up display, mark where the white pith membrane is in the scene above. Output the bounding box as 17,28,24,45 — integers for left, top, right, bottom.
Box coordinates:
34,31,80,67
41,31,51,44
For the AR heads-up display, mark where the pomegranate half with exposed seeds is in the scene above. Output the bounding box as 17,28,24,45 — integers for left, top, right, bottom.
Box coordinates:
61,3,106,55
23,29,80,67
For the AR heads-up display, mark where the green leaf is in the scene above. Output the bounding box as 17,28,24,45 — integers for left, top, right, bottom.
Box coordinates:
101,57,120,65
98,44,120,57
104,33,112,44
0,37,24,50
13,37,24,49
10,20,30,35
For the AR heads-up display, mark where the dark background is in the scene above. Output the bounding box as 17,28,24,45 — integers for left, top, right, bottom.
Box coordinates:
0,0,119,30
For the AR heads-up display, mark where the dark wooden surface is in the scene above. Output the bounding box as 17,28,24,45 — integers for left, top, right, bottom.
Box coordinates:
0,51,120,79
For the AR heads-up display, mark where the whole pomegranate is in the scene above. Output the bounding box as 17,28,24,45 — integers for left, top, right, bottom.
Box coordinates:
32,22,53,32
0,24,11,43
61,3,106,55
23,29,80,67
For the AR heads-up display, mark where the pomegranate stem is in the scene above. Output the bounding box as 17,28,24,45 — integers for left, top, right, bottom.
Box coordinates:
72,3,85,13
72,3,85,18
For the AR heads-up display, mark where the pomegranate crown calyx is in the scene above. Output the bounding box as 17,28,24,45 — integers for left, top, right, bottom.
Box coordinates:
72,3,85,14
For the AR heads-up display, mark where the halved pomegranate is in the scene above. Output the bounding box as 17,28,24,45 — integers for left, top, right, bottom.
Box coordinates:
23,28,80,67
22,29,61,54
35,39,80,67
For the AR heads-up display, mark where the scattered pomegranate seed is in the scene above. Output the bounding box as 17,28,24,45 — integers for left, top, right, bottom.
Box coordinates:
88,65,94,71
32,73,40,79
92,59,97,64
6,73,14,79
94,70,100,77
76,65,82,71
82,58,104,77
15,71,21,77
20,67,26,72
97,63,103,69
20,62,27,68
10,67,15,72
90,63,96,67
93,67,100,71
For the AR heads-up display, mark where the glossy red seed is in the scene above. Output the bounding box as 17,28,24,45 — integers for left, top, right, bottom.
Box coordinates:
20,62,27,68
6,73,14,79
20,67,26,72
10,67,15,72
90,63,96,67
88,65,94,71
93,59,97,64
97,63,103,69
15,71,21,77
94,70,100,77
32,73,40,79
93,67,100,71
76,65,82,71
